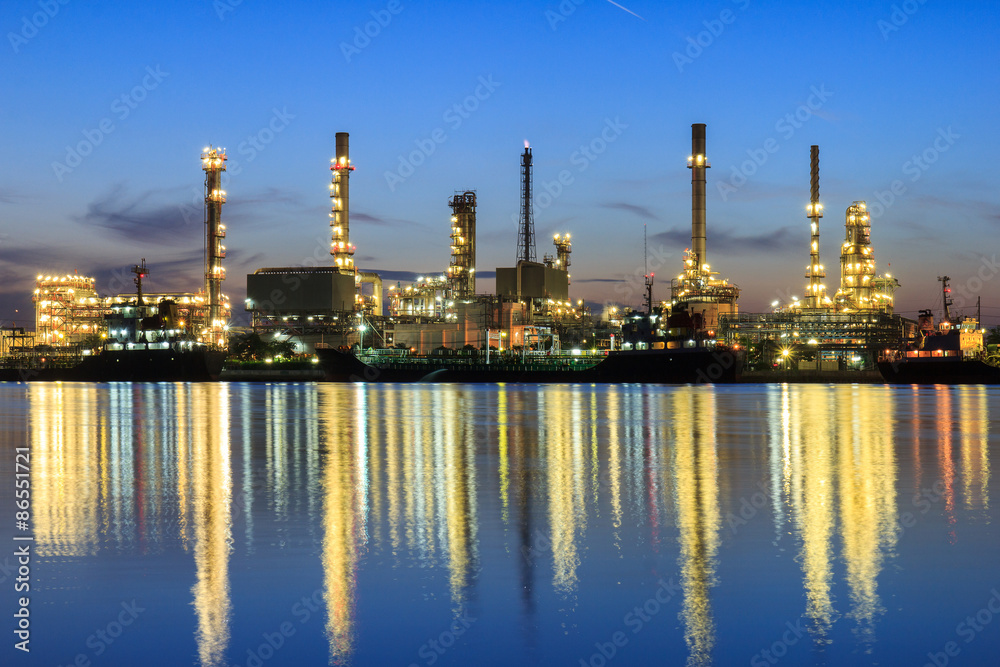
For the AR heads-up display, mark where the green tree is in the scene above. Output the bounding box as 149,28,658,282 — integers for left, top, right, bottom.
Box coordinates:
987,325,1000,346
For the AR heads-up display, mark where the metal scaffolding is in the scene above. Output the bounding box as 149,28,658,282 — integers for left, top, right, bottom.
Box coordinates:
202,146,228,347
447,191,477,299
516,143,535,263
804,145,828,308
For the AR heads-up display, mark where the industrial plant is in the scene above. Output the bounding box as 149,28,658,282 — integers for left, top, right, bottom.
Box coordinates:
2,147,234,366
717,143,914,372
4,121,956,379
244,134,589,356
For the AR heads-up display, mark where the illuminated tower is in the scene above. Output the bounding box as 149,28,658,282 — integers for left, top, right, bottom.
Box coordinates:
672,124,740,329
202,147,227,346
516,142,535,263
688,123,709,271
835,202,876,310
553,233,572,282
330,132,356,272
447,191,477,299
804,146,827,308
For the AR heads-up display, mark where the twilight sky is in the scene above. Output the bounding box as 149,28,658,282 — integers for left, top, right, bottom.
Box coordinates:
2,0,998,327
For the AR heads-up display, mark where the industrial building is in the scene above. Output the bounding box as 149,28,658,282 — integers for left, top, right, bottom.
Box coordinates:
494,143,575,319
719,145,914,370
28,148,233,354
246,136,587,355
244,132,383,353
33,274,102,346
669,124,741,330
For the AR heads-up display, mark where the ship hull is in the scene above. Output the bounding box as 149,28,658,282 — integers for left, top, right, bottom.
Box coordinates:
877,358,1000,385
317,346,741,384
0,348,226,383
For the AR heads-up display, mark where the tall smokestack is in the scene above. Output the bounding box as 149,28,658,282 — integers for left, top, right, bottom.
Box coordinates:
330,132,356,272
688,124,709,271
201,146,227,347
805,145,826,308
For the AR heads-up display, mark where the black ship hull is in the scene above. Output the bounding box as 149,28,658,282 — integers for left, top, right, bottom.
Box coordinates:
877,358,1000,385
317,346,741,384
1,348,226,383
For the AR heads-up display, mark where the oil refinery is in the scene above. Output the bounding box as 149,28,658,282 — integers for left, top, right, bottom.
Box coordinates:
4,121,977,381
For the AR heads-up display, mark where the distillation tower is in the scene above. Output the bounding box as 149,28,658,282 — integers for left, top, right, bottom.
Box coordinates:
447,191,477,299
549,233,572,282
671,124,740,327
331,132,356,273
202,147,228,347
835,202,878,310
804,145,828,308
516,142,535,263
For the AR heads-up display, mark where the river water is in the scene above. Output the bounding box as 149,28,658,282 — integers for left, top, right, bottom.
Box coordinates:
0,382,997,666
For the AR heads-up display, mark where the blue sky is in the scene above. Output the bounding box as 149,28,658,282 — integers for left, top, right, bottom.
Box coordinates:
2,0,998,326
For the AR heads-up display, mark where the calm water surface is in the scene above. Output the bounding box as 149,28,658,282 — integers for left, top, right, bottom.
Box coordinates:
0,382,997,666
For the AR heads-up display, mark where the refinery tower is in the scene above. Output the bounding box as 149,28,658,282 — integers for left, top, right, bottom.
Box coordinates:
670,123,740,328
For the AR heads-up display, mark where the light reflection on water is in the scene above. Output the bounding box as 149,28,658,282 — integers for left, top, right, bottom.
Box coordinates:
5,382,997,666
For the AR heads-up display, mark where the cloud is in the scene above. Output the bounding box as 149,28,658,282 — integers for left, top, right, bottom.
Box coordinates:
650,225,801,254
0,189,31,205
225,187,303,209
0,244,78,269
573,277,623,283
601,202,659,220
352,210,428,228
75,184,201,246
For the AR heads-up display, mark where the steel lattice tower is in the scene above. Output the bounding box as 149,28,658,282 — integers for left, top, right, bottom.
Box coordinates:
516,143,535,263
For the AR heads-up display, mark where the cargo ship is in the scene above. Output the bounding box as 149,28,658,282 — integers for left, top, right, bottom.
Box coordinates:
878,312,999,384
316,343,740,384
316,302,742,384
0,305,225,383
2,262,224,383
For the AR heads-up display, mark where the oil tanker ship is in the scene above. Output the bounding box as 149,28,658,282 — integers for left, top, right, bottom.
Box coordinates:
2,262,224,383
878,309,999,384
317,303,742,384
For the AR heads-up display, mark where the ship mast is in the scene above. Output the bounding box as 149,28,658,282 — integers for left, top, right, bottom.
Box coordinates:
938,275,953,323
132,259,148,310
